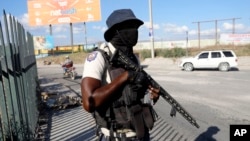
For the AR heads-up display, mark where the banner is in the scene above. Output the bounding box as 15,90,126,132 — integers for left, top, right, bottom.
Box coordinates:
27,0,101,26
34,35,54,49
220,34,250,45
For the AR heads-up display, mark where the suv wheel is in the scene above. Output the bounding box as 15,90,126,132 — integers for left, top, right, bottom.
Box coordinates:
183,63,193,71
219,62,229,71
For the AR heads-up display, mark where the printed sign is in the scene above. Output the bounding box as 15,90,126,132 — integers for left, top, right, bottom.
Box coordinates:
33,35,54,49
27,0,101,26
220,34,250,45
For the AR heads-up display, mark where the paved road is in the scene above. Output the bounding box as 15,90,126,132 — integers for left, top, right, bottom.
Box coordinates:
37,57,250,141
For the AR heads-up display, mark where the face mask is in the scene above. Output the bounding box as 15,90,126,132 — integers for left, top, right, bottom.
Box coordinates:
117,28,138,47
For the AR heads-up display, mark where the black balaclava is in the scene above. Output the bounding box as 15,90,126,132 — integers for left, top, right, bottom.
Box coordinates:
110,28,138,56
110,28,139,65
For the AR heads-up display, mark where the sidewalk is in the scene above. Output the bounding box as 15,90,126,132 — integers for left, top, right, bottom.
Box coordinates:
38,76,98,141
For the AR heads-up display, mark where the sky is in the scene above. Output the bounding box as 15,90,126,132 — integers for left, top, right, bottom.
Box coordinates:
1,0,250,46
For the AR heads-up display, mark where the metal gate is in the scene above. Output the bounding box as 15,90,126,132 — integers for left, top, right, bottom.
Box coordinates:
0,10,39,141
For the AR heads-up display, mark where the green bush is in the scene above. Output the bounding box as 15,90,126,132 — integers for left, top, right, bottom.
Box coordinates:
172,47,186,57
140,49,151,59
155,49,171,57
153,48,186,58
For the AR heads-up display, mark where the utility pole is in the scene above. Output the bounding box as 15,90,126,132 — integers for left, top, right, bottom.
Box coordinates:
49,24,53,56
49,24,52,35
215,20,218,46
70,22,73,54
149,0,155,58
198,22,200,49
186,31,188,56
84,22,87,51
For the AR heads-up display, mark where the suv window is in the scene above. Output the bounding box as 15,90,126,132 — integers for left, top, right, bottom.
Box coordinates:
222,51,234,57
198,53,209,59
211,52,221,58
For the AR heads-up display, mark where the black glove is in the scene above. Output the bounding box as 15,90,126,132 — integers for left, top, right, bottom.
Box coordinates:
128,70,147,85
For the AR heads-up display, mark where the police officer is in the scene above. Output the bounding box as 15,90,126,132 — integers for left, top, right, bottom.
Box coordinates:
81,9,159,141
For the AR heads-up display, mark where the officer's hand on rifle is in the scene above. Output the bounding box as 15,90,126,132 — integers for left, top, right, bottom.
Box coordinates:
148,85,160,105
127,70,148,96
127,70,148,87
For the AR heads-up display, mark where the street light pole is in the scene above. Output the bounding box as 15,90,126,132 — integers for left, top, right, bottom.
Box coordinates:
149,0,155,58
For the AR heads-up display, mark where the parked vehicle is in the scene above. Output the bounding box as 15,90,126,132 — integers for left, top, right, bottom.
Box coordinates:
179,50,238,71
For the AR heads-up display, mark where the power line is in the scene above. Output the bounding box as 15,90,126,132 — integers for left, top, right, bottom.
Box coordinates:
192,18,241,48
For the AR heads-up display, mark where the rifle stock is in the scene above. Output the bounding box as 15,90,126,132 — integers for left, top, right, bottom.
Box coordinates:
110,49,200,128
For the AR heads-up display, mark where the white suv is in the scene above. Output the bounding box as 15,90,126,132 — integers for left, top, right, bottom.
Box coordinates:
179,50,238,71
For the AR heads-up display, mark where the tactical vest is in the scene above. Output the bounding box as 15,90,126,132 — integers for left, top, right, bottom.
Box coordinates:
93,47,157,138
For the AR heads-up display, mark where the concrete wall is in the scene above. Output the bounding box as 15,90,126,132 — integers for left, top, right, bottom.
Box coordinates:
134,39,249,50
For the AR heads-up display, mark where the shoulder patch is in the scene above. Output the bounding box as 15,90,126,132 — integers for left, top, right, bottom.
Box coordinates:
87,51,98,62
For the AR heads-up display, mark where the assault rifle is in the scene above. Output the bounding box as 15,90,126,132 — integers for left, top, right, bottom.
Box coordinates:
110,49,200,128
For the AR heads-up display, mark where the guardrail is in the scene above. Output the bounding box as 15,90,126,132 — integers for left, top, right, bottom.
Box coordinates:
0,10,39,141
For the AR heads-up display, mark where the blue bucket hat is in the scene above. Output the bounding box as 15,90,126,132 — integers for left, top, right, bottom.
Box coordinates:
104,9,144,42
